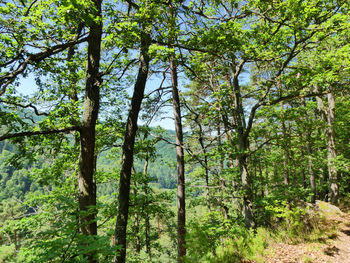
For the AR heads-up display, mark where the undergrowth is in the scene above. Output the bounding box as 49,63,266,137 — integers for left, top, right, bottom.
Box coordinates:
185,201,338,263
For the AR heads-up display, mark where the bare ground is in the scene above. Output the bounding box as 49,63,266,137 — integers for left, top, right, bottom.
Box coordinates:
264,209,350,263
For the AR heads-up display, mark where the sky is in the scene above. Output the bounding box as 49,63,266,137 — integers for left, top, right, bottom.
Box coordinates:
17,74,176,130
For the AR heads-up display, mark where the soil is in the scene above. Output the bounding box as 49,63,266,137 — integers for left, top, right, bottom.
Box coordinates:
263,207,350,263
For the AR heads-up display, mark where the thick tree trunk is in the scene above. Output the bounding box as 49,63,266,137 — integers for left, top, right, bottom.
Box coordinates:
113,33,150,263
239,154,255,229
233,74,255,229
77,1,102,262
316,90,339,204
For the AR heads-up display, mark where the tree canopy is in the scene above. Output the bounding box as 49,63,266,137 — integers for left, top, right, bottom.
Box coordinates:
0,0,349,262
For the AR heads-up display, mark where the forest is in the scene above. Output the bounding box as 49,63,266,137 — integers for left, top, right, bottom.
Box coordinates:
0,0,349,262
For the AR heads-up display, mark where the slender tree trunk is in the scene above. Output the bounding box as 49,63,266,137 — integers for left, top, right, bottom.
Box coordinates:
280,102,290,187
132,175,141,254
157,214,161,238
204,154,210,211
143,156,152,259
326,91,339,205
145,194,151,259
217,123,229,219
170,52,186,263
258,157,265,198
197,122,210,211
301,97,316,203
14,229,18,255
307,141,316,204
113,33,150,263
300,145,308,191
77,2,102,262
169,3,186,261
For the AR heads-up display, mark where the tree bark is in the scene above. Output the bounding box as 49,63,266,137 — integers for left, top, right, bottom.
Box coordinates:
233,70,255,229
143,156,152,260
113,32,150,263
326,91,339,205
316,90,339,204
77,1,102,262
193,115,211,211
132,169,141,254
170,52,186,263
217,123,229,219
280,101,290,187
301,98,316,204
169,3,186,261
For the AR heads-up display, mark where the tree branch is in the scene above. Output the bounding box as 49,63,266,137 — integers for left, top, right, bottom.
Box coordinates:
0,36,88,97
0,126,81,141
0,100,48,116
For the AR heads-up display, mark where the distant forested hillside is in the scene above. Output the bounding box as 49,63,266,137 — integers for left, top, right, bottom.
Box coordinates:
0,130,176,203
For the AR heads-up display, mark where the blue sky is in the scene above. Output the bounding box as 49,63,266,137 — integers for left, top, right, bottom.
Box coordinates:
17,74,175,130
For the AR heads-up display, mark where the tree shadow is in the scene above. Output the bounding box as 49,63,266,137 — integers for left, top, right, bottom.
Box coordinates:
324,246,340,256
341,229,350,236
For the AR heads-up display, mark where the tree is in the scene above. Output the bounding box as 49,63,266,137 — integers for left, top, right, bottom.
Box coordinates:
113,3,152,262
168,1,186,261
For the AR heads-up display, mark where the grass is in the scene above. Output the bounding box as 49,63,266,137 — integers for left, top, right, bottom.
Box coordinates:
213,204,339,263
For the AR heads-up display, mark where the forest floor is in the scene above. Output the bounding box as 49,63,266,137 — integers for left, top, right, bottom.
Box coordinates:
263,203,350,263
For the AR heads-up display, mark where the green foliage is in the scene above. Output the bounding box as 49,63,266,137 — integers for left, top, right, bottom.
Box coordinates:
186,211,231,262
186,210,271,263
214,228,271,263
0,244,16,262
265,201,309,237
1,0,350,262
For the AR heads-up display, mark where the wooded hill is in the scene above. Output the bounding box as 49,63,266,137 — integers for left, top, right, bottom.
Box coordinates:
0,131,176,202
0,0,349,262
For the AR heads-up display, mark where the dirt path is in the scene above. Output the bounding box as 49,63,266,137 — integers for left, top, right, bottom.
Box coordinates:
329,214,350,263
264,208,350,263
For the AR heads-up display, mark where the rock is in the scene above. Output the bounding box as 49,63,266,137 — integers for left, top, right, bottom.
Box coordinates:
315,200,342,217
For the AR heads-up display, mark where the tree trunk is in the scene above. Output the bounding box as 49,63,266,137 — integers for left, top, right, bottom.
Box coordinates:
196,120,210,211
132,176,141,254
143,156,152,259
113,33,150,263
280,102,290,187
316,90,339,204
170,53,186,263
169,3,186,261
14,229,18,255
307,141,316,204
301,98,316,203
217,123,229,219
233,73,255,229
326,91,339,205
77,1,102,262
